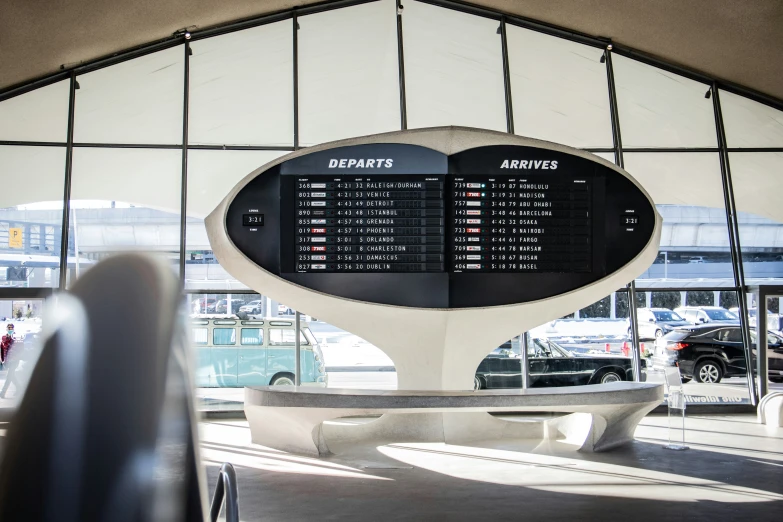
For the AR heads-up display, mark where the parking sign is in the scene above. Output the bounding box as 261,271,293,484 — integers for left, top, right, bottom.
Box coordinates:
8,228,22,248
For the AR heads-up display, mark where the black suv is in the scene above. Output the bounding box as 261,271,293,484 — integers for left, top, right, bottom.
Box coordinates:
652,325,783,383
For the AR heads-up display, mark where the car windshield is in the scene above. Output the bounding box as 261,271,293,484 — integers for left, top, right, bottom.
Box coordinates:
653,311,684,321
706,309,737,320
530,338,573,358
750,331,783,344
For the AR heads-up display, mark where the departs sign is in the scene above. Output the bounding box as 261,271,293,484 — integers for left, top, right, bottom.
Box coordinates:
210,128,659,309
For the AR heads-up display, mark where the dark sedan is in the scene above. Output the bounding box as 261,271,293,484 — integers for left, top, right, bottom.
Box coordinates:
652,325,783,383
474,338,643,390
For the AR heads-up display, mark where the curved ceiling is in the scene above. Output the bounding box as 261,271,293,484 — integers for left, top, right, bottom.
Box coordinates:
1,0,782,101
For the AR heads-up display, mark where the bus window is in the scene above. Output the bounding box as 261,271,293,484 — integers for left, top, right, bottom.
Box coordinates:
213,328,236,345
269,328,309,346
240,328,263,345
192,327,208,345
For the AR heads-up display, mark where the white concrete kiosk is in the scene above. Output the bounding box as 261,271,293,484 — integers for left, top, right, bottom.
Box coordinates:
205,127,664,454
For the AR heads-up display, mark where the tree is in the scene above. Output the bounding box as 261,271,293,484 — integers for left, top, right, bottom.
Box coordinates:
580,296,611,318
687,291,714,306
652,292,681,310
720,291,739,310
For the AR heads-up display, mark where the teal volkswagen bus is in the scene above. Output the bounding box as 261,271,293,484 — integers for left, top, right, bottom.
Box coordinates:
191,316,327,387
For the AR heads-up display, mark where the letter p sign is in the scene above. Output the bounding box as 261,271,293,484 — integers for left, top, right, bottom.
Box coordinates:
9,228,23,249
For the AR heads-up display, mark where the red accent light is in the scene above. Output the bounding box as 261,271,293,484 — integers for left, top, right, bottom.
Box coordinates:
667,342,688,351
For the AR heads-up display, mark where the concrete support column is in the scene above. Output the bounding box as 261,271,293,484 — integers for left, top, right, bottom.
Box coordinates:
713,291,721,307
574,309,580,319
645,292,652,308
680,291,687,307
610,293,616,319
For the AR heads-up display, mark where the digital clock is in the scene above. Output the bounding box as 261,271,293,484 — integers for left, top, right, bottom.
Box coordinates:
242,214,264,226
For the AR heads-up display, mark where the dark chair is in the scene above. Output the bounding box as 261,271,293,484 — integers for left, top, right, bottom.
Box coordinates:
0,254,238,522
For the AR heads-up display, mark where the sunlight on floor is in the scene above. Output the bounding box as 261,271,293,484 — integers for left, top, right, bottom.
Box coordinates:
377,442,783,503
199,420,391,481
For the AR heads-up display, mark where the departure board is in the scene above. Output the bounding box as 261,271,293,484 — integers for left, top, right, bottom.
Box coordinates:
225,138,656,308
450,175,591,272
292,175,445,272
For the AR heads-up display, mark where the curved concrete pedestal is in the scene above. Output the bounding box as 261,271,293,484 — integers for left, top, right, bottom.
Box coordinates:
244,384,663,457
759,392,783,427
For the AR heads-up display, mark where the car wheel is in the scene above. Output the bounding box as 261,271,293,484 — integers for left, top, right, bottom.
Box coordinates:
474,376,484,390
655,329,663,339
270,374,295,386
694,360,723,384
599,370,623,384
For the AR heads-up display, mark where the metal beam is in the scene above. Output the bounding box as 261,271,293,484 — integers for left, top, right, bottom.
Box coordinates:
499,17,514,134
58,73,77,290
396,1,408,130
711,83,757,405
179,42,190,286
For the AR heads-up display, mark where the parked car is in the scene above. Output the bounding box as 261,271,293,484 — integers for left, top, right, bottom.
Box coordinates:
630,308,690,340
652,324,783,384
239,300,264,314
278,304,294,315
728,307,782,330
214,299,246,314
191,297,217,314
191,316,327,387
474,338,645,390
674,306,739,326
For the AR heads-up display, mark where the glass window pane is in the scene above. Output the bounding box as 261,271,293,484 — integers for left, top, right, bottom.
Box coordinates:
192,327,208,345
189,21,293,146
269,328,307,345
720,90,783,148
185,150,287,290
593,152,616,164
0,81,70,142
74,47,184,144
213,328,236,345
729,152,783,284
403,1,506,131
613,56,716,147
624,153,734,286
298,0,400,145
0,146,65,288
69,147,182,284
240,328,263,345
0,298,47,406
476,293,632,390
507,27,612,147
0,146,66,207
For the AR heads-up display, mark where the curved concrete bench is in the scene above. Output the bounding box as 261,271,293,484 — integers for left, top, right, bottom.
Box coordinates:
245,383,663,457
759,391,783,427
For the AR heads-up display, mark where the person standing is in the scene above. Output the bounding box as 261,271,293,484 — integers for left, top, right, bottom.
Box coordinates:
0,323,20,398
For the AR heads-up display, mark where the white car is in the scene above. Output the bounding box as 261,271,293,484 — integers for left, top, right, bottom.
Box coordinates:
239,300,263,314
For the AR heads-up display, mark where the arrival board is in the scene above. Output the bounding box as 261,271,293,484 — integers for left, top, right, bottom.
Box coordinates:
450,175,591,272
